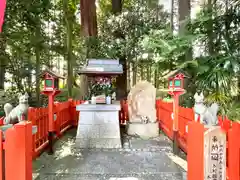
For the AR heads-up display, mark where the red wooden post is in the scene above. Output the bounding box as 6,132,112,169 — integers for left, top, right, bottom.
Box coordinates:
28,108,37,158
172,93,180,153
228,123,240,180
0,0,6,32
5,122,32,180
48,95,54,132
168,73,187,154
40,70,64,155
188,121,204,180
0,130,2,180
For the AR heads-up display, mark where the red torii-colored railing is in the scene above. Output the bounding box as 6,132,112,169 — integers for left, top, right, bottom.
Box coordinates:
0,0,6,32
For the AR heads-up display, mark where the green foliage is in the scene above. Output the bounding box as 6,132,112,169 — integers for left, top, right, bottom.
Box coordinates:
2,0,84,102
90,0,169,61
142,29,199,71
225,102,240,122
2,0,240,120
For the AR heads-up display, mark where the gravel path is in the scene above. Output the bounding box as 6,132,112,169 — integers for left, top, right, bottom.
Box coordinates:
33,128,187,180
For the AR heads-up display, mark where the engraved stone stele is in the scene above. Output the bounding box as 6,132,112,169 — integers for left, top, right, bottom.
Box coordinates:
126,81,158,139
204,126,226,180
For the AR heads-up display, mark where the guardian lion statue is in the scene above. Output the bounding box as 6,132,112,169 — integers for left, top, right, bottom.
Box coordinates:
127,81,158,139
4,92,29,125
194,91,219,126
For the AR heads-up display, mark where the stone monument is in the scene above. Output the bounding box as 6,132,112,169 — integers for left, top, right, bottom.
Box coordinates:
126,81,159,139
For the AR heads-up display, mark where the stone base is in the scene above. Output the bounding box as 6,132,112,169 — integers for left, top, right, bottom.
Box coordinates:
126,122,159,139
75,138,122,149
75,102,122,149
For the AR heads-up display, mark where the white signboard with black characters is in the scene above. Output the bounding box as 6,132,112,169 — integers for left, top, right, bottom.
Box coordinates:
204,126,226,180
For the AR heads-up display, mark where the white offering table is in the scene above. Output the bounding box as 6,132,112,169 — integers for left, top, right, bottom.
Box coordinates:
76,101,122,148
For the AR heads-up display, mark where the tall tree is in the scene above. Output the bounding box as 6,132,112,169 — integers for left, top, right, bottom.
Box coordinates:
111,0,127,99
178,0,191,35
0,33,7,90
80,0,97,36
79,0,98,99
63,0,76,98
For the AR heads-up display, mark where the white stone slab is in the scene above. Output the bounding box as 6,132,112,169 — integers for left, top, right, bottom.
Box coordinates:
76,101,122,149
78,112,95,125
76,102,121,111
75,138,122,149
77,125,100,138
94,111,119,124
99,124,121,138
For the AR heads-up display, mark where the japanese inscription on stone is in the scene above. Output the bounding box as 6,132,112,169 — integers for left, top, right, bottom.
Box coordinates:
204,127,226,180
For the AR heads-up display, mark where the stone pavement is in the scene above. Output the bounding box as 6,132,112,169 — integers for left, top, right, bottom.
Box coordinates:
33,128,187,180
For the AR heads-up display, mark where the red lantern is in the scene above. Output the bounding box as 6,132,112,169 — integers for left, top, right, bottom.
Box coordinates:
168,73,185,95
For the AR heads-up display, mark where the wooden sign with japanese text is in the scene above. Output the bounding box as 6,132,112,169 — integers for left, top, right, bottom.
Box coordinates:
204,126,226,180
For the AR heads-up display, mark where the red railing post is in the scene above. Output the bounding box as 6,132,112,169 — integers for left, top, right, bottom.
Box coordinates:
228,122,240,180
0,130,2,180
5,121,32,180
54,103,60,137
187,121,204,180
28,108,37,159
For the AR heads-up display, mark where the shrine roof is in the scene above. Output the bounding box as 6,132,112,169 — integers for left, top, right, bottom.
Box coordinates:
38,69,65,79
78,59,123,75
163,69,190,79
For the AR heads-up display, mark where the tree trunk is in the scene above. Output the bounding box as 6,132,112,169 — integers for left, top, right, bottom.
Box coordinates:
170,0,174,32
206,0,214,55
178,0,192,70
35,23,41,107
80,0,97,36
178,0,192,104
0,66,5,89
147,64,151,82
132,62,137,86
0,34,6,90
112,0,122,14
178,0,191,36
27,63,32,92
64,0,77,98
80,0,98,99
127,61,131,91
140,62,144,80
66,26,73,98
154,67,158,88
112,0,127,100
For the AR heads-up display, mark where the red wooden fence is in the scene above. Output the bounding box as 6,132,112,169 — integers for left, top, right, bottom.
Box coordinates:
0,98,239,180
155,99,240,180
27,99,84,158
1,121,33,180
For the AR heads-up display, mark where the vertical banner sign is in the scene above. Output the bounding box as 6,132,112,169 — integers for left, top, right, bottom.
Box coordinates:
0,0,6,32
204,127,226,180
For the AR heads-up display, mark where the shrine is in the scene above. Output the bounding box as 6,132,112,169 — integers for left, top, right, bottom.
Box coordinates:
75,59,123,148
